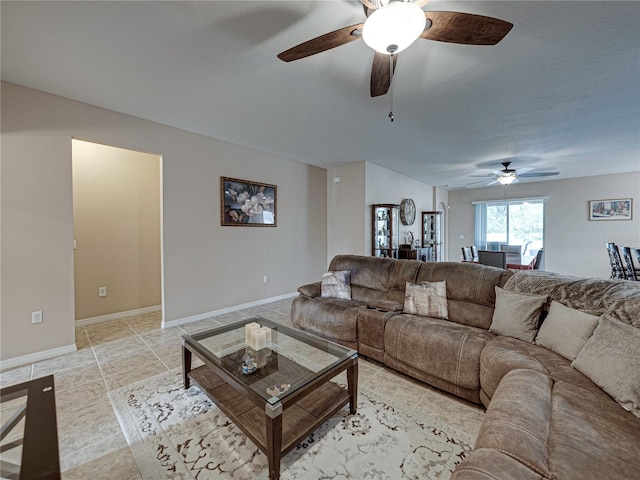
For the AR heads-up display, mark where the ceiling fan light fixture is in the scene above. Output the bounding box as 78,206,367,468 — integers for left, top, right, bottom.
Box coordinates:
497,172,517,185
362,1,427,54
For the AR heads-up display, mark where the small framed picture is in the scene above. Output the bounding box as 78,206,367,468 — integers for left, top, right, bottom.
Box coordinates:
588,198,632,221
221,177,277,226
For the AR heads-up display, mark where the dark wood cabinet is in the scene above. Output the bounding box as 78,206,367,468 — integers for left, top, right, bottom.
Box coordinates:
421,211,443,262
372,204,400,259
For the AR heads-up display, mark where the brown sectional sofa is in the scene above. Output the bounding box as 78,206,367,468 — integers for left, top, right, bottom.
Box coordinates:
291,255,640,480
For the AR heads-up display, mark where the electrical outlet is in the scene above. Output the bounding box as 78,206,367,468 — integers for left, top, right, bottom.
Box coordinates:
263,275,269,283
98,286,107,297
32,311,43,324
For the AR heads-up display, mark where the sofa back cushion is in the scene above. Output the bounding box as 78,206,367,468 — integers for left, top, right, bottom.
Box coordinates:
415,262,514,329
328,255,395,304
327,256,422,309
504,270,640,327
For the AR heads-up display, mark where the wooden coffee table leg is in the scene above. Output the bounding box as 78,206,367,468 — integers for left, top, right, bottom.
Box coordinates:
182,345,192,389
265,412,283,480
347,358,358,414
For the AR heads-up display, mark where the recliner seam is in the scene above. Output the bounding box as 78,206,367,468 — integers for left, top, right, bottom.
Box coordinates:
455,332,470,397
483,419,549,447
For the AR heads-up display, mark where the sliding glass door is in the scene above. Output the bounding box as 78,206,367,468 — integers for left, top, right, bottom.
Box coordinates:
474,199,544,263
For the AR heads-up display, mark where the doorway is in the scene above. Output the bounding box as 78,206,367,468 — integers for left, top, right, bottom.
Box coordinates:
72,139,163,323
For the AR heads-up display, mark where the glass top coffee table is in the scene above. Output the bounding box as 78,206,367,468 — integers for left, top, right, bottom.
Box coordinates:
182,316,358,480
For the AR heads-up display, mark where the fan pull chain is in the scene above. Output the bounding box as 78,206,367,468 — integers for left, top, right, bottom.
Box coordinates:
388,52,394,122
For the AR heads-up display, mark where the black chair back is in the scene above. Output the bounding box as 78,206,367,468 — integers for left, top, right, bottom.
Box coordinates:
621,246,638,281
606,243,625,279
478,250,507,269
532,249,544,270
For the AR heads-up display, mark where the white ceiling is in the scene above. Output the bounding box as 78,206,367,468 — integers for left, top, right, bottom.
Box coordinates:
2,1,639,189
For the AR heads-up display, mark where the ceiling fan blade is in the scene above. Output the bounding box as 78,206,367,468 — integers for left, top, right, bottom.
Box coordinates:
421,11,513,45
370,52,398,97
277,23,364,62
519,171,560,178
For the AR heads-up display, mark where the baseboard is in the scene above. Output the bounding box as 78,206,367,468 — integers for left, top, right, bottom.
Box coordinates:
75,305,162,327
163,292,297,329
0,343,77,371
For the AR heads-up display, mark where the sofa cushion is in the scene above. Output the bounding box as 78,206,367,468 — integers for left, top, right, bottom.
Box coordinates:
386,259,422,305
489,287,547,342
547,380,640,479
403,281,448,319
290,295,361,348
572,314,640,418
479,336,603,407
415,262,513,329
328,255,394,293
473,368,640,480
321,270,351,299
385,314,495,403
474,369,553,478
534,300,599,361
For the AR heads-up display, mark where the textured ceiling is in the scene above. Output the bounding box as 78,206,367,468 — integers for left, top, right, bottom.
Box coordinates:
2,1,639,189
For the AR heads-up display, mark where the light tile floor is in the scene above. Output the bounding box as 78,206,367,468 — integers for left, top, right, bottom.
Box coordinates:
0,298,485,479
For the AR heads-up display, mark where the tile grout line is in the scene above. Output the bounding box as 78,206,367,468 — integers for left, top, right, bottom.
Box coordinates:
85,325,115,394
125,317,173,373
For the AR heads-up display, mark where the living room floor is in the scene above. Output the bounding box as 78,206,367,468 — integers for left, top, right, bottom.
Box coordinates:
0,298,485,479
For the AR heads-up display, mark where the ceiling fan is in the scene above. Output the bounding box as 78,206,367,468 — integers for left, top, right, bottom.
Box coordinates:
277,0,513,97
469,162,560,186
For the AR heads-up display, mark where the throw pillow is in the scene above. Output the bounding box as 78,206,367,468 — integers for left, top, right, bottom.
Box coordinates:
489,287,547,342
321,270,351,300
403,281,448,319
572,314,640,419
535,300,600,361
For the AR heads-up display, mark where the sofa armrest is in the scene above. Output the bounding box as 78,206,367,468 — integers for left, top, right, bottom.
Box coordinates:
297,282,322,298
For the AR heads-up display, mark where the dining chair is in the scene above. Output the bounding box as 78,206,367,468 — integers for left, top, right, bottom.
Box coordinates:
470,246,479,262
606,243,625,279
478,250,507,269
532,249,544,270
461,246,473,262
621,246,639,281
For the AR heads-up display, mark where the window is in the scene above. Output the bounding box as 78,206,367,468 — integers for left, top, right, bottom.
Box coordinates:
474,198,545,261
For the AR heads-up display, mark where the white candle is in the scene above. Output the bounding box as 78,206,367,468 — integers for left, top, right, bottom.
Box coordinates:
262,327,272,345
253,330,267,350
245,322,261,346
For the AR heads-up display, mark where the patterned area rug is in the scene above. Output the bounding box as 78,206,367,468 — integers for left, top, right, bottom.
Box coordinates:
110,370,473,479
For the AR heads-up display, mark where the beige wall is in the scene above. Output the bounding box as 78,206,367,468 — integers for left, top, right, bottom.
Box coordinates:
327,162,366,264
365,162,435,255
447,172,640,277
1,81,327,363
326,161,436,263
72,140,161,320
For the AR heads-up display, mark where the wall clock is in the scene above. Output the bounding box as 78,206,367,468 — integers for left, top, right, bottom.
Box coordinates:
400,198,416,225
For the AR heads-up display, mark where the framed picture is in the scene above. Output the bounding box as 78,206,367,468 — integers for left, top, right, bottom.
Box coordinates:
589,198,632,221
221,177,277,226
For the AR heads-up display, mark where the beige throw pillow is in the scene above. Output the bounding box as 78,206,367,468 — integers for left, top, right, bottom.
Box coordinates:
572,314,640,419
489,287,547,342
535,301,600,361
321,270,351,300
404,281,448,319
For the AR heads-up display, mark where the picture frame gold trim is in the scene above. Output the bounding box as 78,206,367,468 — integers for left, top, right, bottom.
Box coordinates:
221,177,277,226
588,198,632,221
